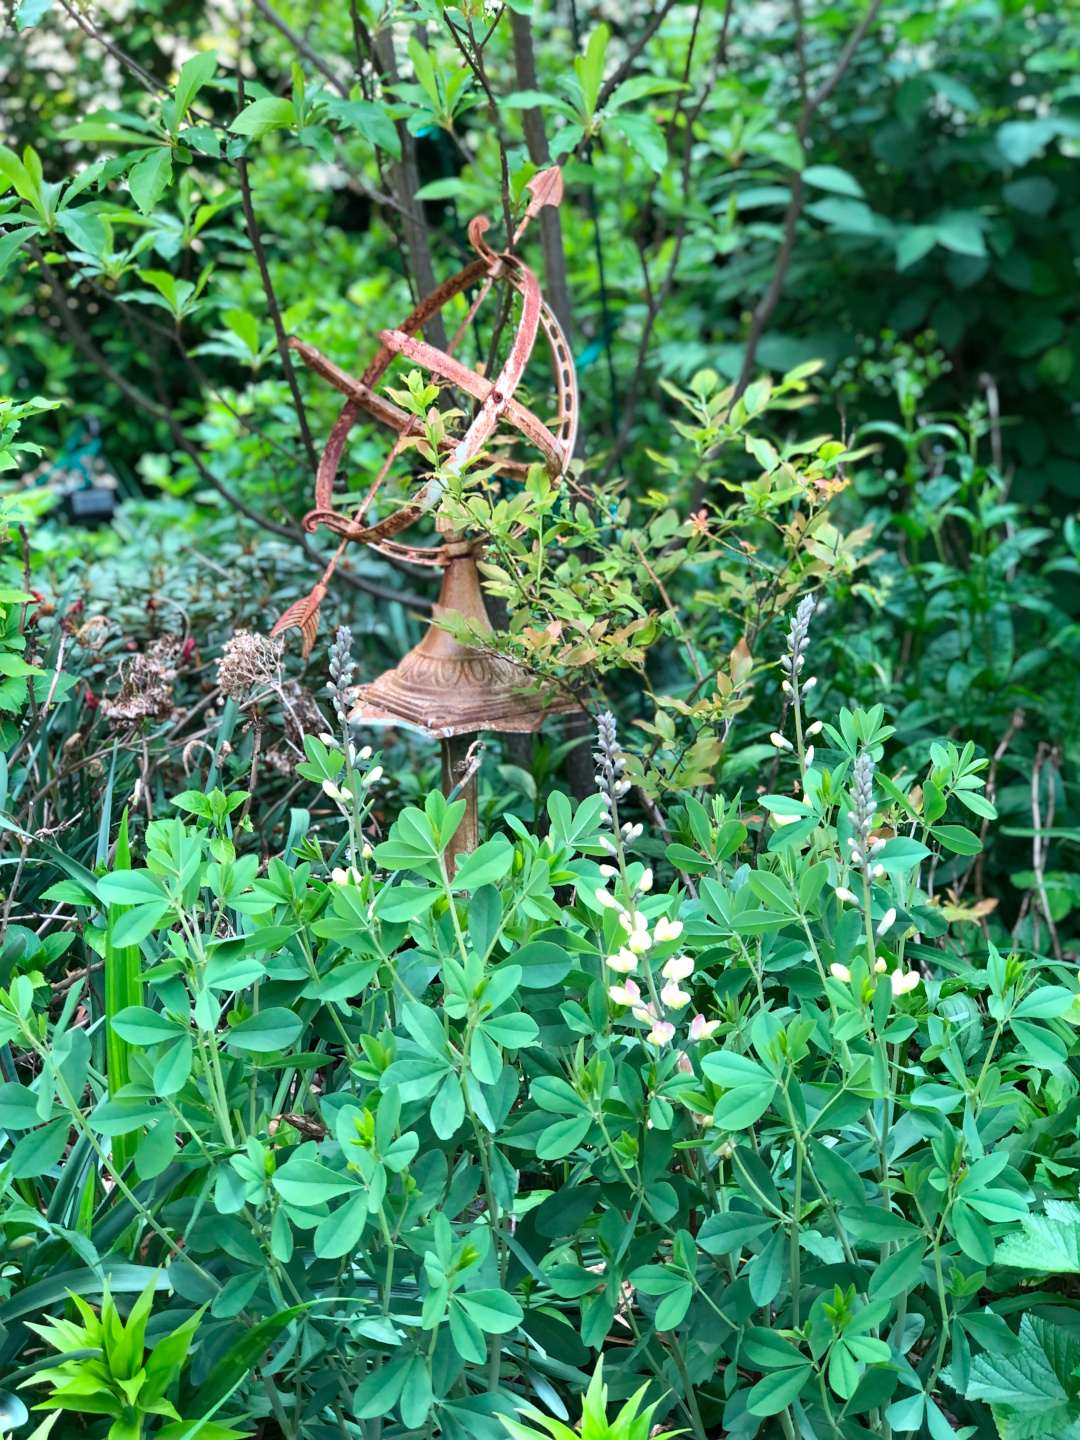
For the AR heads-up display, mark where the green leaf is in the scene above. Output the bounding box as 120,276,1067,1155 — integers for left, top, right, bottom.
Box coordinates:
996,1202,1080,1273
965,1314,1077,1411
481,1013,538,1048
14,0,54,30
450,838,513,891
229,98,296,138
227,1007,303,1052
802,164,865,198
807,1138,865,1210
1014,987,1075,1019
697,1211,774,1256
0,1082,51,1130
111,1006,186,1046
353,1352,412,1419
322,97,400,159
98,871,168,905
742,1327,811,1370
104,813,142,1173
56,209,106,256
175,50,218,121
503,941,571,988
153,1037,193,1096
374,884,439,922
747,1365,812,1416
0,228,35,280
701,1052,771,1087
606,114,667,174
930,824,982,855
194,1307,305,1413
10,1117,68,1177
128,148,173,214
273,1157,359,1206
536,1115,592,1160
455,1290,523,1334
712,1083,777,1130
869,1239,926,1300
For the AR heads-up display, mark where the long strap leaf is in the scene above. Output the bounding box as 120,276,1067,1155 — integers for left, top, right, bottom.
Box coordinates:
105,810,143,1174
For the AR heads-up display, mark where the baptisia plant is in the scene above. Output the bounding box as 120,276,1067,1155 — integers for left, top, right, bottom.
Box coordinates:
0,612,1077,1440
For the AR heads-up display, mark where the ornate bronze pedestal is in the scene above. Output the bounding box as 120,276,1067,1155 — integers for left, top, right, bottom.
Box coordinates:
270,170,579,865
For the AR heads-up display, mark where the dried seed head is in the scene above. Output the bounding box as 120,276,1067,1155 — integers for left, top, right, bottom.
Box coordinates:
217,630,283,702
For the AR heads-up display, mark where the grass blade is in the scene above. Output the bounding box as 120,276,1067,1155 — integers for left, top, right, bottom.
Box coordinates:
105,809,143,1173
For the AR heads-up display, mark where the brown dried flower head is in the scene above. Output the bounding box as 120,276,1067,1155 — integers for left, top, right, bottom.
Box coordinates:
217,630,283,702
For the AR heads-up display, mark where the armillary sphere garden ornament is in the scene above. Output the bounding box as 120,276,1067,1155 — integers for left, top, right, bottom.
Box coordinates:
269,168,579,863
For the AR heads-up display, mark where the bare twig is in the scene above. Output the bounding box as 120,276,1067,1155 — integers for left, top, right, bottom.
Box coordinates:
372,30,448,350
728,0,882,406
596,0,681,110
56,0,161,94
508,9,574,348
234,155,320,471
956,707,1024,901
53,960,105,996
685,0,882,517
251,0,350,96
1029,741,1063,960
0,842,29,945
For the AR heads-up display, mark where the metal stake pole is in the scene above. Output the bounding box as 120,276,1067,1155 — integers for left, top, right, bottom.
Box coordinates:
441,732,479,876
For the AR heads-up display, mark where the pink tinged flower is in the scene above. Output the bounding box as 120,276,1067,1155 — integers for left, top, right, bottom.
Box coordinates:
646,1020,676,1047
689,1013,719,1041
608,978,641,1007
607,948,639,973
830,963,851,982
890,968,920,996
676,1051,694,1074
661,981,691,1009
662,954,694,982
633,1003,658,1024
654,917,683,944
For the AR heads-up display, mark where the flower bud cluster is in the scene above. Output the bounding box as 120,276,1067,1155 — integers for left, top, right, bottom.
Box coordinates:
327,626,356,727
847,750,876,869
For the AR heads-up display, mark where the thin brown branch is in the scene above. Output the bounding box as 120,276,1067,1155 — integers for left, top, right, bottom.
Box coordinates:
1,842,29,946
730,0,882,404
56,0,162,94
596,0,681,110
234,155,320,471
372,30,448,350
251,0,351,96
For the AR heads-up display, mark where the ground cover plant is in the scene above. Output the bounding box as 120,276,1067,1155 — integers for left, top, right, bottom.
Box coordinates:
2,1,1080,1439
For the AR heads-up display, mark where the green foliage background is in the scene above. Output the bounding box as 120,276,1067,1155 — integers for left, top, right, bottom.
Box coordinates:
2,2,1080,1439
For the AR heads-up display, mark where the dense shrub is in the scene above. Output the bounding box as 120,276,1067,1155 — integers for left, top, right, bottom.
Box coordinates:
0,615,1075,1440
